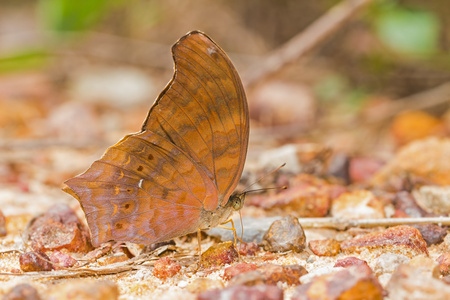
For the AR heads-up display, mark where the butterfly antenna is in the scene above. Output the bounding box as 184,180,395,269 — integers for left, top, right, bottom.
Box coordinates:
242,163,286,194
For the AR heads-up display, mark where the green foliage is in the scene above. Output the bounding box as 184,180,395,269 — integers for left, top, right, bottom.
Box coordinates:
37,0,124,32
371,2,440,58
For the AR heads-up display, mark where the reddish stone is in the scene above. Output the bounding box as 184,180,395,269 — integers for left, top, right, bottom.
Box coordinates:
413,224,447,246
248,174,345,217
437,254,450,276
229,271,266,286
387,263,450,299
25,204,91,253
258,264,307,286
394,191,432,218
309,239,340,256
331,190,385,219
223,263,258,280
198,284,283,300
49,250,77,270
262,215,306,253
0,209,7,237
19,251,53,272
238,242,259,256
349,157,385,183
292,264,383,300
152,257,181,280
48,279,119,300
201,241,239,268
3,283,41,300
341,225,429,257
334,257,369,268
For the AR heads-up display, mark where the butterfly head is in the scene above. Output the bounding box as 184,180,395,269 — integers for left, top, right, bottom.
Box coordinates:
228,193,245,211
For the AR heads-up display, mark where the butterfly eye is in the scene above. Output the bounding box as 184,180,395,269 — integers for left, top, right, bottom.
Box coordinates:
230,194,244,211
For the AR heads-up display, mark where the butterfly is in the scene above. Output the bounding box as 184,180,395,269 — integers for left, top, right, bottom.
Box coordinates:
63,31,249,247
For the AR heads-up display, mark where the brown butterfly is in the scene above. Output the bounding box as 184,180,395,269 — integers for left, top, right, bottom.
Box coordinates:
63,31,249,247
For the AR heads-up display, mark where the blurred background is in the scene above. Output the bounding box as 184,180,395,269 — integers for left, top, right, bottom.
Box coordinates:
0,0,449,210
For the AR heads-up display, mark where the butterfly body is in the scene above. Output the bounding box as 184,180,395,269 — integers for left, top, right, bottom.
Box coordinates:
63,31,249,247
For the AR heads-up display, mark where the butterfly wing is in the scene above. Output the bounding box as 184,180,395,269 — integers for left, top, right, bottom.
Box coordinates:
142,31,249,206
64,131,217,246
63,31,248,246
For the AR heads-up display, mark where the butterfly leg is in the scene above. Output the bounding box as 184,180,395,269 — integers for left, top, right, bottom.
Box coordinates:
197,229,203,263
218,219,247,262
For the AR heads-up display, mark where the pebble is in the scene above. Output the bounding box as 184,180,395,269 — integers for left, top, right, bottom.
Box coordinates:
198,284,283,300
386,263,450,300
201,241,239,268
348,157,384,184
19,251,53,272
48,279,119,300
373,253,410,275
340,225,428,257
293,264,383,300
437,254,450,276
331,190,385,219
414,185,450,215
223,263,257,280
49,250,77,270
334,257,369,268
24,203,91,253
152,257,181,280
3,283,41,300
262,215,306,253
308,239,340,256
257,263,308,286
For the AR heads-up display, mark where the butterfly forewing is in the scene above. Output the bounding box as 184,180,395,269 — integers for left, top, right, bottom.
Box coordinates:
63,31,249,246
143,32,249,205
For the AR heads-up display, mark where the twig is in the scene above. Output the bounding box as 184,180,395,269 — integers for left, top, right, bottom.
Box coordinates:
243,0,374,88
298,217,450,230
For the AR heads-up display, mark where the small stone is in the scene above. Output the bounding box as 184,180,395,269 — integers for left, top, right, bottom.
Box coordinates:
3,283,41,300
340,225,428,257
262,215,306,252
413,224,447,246
414,185,450,215
386,264,450,300
0,209,7,237
409,256,440,278
394,191,431,218
349,157,384,184
292,264,383,300
228,270,266,286
152,257,181,280
48,279,119,300
238,242,259,256
186,278,224,293
309,239,340,256
258,263,308,286
331,190,385,219
49,250,77,270
248,174,344,218
19,251,53,272
390,110,443,146
24,203,91,253
373,253,410,275
223,263,257,280
437,254,450,276
198,284,283,300
327,152,350,183
201,241,239,268
334,257,368,268
371,137,450,188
